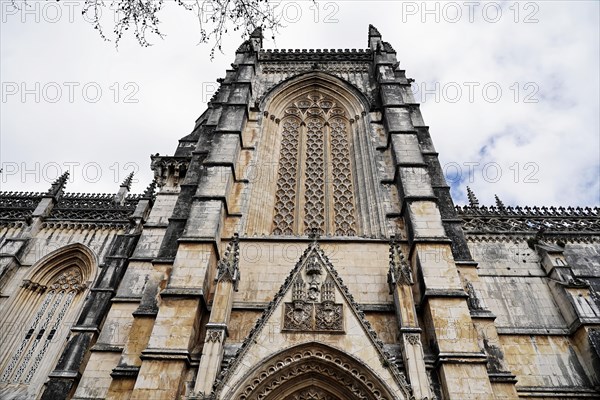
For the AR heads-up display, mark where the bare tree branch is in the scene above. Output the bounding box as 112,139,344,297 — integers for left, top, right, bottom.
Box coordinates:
10,0,283,58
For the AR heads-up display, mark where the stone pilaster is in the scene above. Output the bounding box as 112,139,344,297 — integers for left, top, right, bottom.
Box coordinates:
41,232,142,400
192,235,239,396
387,237,432,399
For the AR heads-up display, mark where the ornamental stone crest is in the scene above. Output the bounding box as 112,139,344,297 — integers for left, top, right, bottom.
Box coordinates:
283,254,344,332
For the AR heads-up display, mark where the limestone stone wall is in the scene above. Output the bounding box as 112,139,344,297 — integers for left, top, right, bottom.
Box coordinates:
467,238,600,396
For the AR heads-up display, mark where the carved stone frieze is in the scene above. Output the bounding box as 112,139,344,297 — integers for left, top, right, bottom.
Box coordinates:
457,205,599,234
229,344,402,400
259,49,372,62
150,155,190,188
50,193,140,221
0,192,41,220
261,61,370,75
0,191,141,223
289,388,337,400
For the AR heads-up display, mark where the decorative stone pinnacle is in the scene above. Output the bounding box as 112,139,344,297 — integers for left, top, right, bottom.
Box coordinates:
466,186,479,207
388,237,413,292
142,179,158,199
250,26,262,39
46,171,69,197
369,24,381,37
494,194,506,210
321,275,335,303
292,276,306,303
121,172,134,190
215,233,241,290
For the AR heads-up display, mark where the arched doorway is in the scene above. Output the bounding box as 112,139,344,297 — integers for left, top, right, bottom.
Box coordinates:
224,343,404,400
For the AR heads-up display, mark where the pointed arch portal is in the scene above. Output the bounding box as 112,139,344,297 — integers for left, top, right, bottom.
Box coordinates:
225,342,403,400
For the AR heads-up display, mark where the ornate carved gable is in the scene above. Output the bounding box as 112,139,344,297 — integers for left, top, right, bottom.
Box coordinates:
212,238,412,400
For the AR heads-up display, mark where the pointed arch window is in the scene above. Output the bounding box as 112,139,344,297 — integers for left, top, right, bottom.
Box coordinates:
272,93,357,236
0,244,94,396
1,269,85,384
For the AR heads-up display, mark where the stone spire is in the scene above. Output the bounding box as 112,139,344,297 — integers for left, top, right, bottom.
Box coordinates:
121,172,134,190
114,172,134,206
369,24,381,37
368,24,382,50
32,171,69,218
46,171,69,198
466,186,479,208
250,26,263,50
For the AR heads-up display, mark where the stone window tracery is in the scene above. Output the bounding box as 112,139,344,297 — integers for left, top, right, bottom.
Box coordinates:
272,93,357,236
0,268,86,386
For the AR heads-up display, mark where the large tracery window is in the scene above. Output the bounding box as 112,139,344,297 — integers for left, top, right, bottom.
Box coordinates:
0,269,85,384
272,93,357,236
0,244,93,397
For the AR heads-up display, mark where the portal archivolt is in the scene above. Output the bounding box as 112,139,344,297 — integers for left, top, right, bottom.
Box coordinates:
225,343,400,400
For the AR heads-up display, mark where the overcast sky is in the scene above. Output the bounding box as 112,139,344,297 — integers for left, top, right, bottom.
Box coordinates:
1,0,599,207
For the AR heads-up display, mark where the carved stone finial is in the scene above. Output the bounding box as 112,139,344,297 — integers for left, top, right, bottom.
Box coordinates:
308,228,320,242
292,276,306,303
46,171,69,197
321,275,335,303
466,186,479,207
215,233,241,290
121,172,134,190
382,41,396,53
388,237,413,293
465,280,483,310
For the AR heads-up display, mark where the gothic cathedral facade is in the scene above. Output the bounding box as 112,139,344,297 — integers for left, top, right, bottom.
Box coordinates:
1,26,599,400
